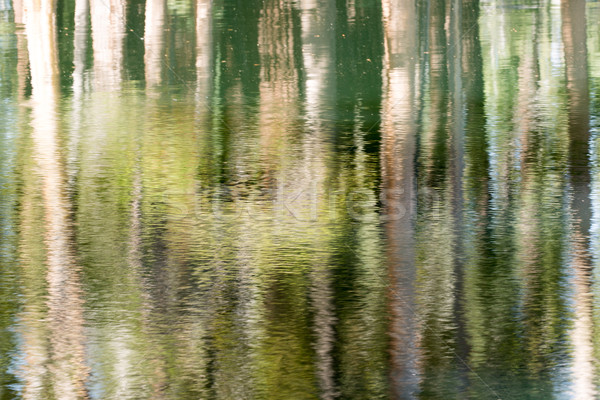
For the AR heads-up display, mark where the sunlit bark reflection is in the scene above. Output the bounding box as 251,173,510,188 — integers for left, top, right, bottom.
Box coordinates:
69,0,89,197
90,0,125,90
562,0,594,397
381,0,420,397
514,10,546,373
196,0,211,95
21,0,88,397
73,0,89,96
258,0,299,164
299,0,336,397
13,0,29,101
144,0,165,87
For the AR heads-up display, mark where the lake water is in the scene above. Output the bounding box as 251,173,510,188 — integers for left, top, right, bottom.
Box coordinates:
1,0,600,398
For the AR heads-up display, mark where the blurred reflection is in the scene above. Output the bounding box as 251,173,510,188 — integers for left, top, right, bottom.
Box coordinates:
1,0,600,398
414,0,461,396
563,0,594,397
475,2,573,397
12,0,29,100
249,3,320,398
76,95,153,399
0,0,22,395
513,2,549,378
70,0,88,197
258,0,300,165
73,0,88,96
298,1,337,398
459,0,523,397
90,0,125,89
20,0,88,397
380,0,420,398
332,3,389,398
144,0,166,86
196,0,211,94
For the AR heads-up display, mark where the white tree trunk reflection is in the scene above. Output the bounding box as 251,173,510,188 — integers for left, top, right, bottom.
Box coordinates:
381,0,420,397
299,0,337,397
21,0,89,397
196,0,212,95
144,0,166,87
563,0,594,397
90,0,125,90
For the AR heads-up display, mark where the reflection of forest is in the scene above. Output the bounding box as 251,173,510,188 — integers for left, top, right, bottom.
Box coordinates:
0,0,599,398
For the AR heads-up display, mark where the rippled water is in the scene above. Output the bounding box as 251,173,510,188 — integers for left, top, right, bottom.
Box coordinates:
1,0,600,398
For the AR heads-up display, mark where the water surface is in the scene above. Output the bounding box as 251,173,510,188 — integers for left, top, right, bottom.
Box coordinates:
1,0,600,398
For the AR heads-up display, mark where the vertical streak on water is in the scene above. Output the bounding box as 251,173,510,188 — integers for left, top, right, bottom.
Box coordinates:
381,0,419,398
13,1,45,396
23,0,89,397
184,1,212,393
416,0,460,395
562,0,594,397
69,0,88,196
144,0,165,87
196,0,211,97
447,0,466,372
12,0,22,23
127,0,147,387
194,1,211,371
90,0,125,90
253,2,320,397
73,0,88,96
140,0,164,333
86,1,132,395
448,0,464,184
258,0,299,172
299,0,336,398
13,0,42,397
12,0,28,101
513,7,543,377
460,0,496,392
